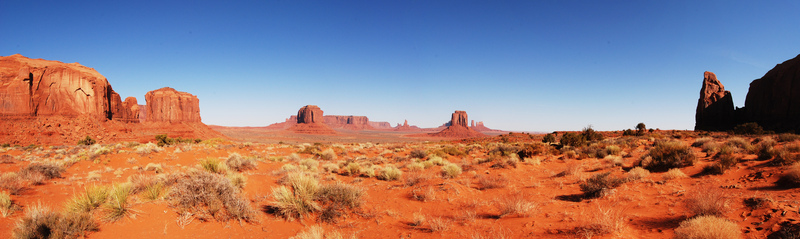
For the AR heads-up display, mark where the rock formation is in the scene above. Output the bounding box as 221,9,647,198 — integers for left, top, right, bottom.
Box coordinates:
0,54,131,121
695,71,735,131
288,105,336,134
429,111,485,138
368,121,392,129
324,115,374,130
744,54,800,132
394,119,422,131
122,97,142,123
472,121,501,132
145,87,201,123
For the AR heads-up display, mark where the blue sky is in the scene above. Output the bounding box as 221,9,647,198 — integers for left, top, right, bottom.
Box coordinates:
2,1,799,132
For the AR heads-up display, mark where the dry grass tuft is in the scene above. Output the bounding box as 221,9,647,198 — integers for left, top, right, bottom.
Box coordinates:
575,204,626,238
476,174,509,190
12,205,99,239
626,167,650,181
441,163,462,179
65,185,108,214
776,162,800,188
674,215,742,239
495,194,537,218
0,172,27,195
641,140,696,172
103,183,135,221
0,191,17,217
225,153,257,172
169,171,257,222
378,165,402,181
200,158,229,174
686,188,729,217
662,168,688,180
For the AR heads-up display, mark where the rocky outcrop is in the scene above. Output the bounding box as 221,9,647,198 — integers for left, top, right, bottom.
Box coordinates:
289,105,336,134
145,87,201,123
297,105,323,124
394,119,422,131
744,54,800,132
324,115,374,130
368,121,392,129
0,54,130,121
429,111,485,138
471,121,501,132
695,71,735,131
122,97,142,123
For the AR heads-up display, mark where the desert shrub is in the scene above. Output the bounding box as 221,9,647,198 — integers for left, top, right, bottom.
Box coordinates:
321,163,339,173
155,134,173,147
491,154,520,169
726,137,753,152
641,140,696,172
692,137,713,147
576,205,626,238
582,126,604,142
320,148,337,161
427,155,444,166
406,162,424,171
225,153,256,172
786,142,800,153
378,166,402,181
404,173,428,187
495,194,537,218
428,216,452,232
200,158,228,174
1,191,15,217
686,188,729,217
289,225,324,239
674,215,742,239
636,123,647,135
315,182,364,223
226,173,247,189
476,175,509,190
662,168,688,180
143,182,164,200
488,144,519,157
771,147,800,165
778,133,800,142
604,155,624,166
134,142,162,154
542,133,556,143
701,141,721,154
77,136,96,146
517,143,556,159
20,161,65,181
408,149,427,159
733,122,765,135
622,129,636,136
441,163,462,179
776,162,800,188
0,172,27,195
103,183,133,222
580,172,623,199
703,153,740,175
605,145,622,156
341,163,361,176
272,173,321,220
299,158,319,171
442,146,466,156
168,171,257,222
65,185,108,214
626,167,650,181
560,132,585,147
12,205,99,239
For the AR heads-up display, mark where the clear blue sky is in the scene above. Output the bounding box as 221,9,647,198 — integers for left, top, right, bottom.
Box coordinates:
2,1,799,132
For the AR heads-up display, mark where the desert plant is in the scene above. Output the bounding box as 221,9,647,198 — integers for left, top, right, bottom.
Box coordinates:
476,175,509,190
225,153,256,172
427,155,444,166
776,162,800,188
662,168,689,180
65,185,108,213
0,191,15,217
226,173,247,189
342,163,361,176
77,136,96,146
542,133,556,143
289,225,324,239
409,149,427,159
12,205,99,239
441,163,462,179
495,194,537,218
320,148,337,161
703,153,740,175
726,137,753,152
134,142,162,154
378,165,402,181
20,161,65,180
582,126,604,142
428,216,452,232
641,140,696,172
300,158,319,171
143,182,164,200
406,162,424,171
200,157,228,174
733,122,765,135
315,182,364,223
272,173,321,220
560,132,585,147
626,167,650,181
686,188,729,217
0,172,27,195
673,215,742,239
636,122,647,135
778,133,800,142
579,172,623,198
576,205,627,238
692,137,713,147
103,183,134,221
168,171,257,222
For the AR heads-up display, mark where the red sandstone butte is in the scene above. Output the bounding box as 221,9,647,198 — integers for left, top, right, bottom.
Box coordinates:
324,115,374,130
429,111,486,138
0,54,134,121
288,105,336,134
695,71,735,131
145,87,201,123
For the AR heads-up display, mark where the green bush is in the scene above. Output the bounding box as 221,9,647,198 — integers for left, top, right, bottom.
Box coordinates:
641,140,696,172
560,132,585,147
542,133,556,143
77,136,96,146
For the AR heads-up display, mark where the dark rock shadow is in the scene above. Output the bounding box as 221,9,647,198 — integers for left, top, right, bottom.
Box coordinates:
555,193,584,202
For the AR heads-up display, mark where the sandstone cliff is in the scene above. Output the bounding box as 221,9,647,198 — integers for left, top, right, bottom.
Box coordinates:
0,54,132,121
695,71,735,131
145,87,201,123
429,111,486,138
324,115,374,130
744,54,800,132
288,105,336,134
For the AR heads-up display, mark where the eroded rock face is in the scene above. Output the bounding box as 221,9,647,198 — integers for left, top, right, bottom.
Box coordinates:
297,105,323,124
695,71,735,131
451,110,468,127
324,115,374,130
368,121,391,129
744,54,800,132
122,97,141,123
0,54,129,121
145,87,201,123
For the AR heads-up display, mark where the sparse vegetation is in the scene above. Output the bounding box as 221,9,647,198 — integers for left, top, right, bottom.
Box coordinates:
441,163,462,178
674,215,742,239
733,122,765,135
495,194,537,218
225,153,257,172
776,162,800,188
686,188,729,217
641,140,696,172
168,171,257,222
77,136,96,146
200,157,228,174
12,205,99,239
378,165,402,181
580,172,623,198
65,185,108,214
0,191,15,217
103,183,134,221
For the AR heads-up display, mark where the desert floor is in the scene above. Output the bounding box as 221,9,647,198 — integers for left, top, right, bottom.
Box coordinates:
1,130,799,238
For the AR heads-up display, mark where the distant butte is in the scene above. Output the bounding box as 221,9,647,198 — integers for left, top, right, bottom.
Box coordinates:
287,105,337,134
427,111,486,138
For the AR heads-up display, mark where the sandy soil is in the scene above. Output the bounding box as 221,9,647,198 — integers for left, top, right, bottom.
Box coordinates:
1,130,798,238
